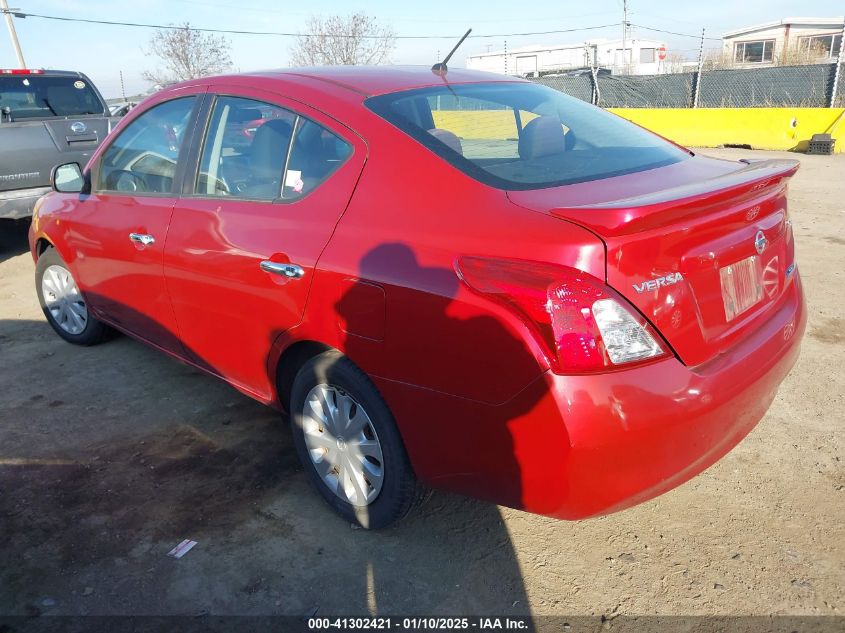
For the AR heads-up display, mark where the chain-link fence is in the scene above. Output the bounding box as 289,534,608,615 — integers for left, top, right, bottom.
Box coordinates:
532,62,845,108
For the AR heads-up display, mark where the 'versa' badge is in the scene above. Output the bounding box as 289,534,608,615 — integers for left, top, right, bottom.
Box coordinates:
632,272,684,294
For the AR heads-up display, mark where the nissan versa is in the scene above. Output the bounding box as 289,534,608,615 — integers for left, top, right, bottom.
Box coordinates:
29,67,806,529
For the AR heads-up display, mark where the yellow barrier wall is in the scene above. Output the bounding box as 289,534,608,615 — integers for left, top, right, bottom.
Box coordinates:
432,108,845,153
608,108,844,153
432,110,534,139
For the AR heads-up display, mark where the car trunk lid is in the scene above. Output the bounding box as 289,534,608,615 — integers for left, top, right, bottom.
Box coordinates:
508,156,799,367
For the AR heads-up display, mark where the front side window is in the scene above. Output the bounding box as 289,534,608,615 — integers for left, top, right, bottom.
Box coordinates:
366,82,689,190
97,97,196,194
734,40,774,63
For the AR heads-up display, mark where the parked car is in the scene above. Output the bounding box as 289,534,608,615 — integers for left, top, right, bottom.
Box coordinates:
109,101,137,117
221,104,295,152
0,69,114,223
29,67,806,529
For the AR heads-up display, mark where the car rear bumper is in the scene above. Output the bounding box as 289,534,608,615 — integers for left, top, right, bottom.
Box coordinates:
531,274,805,519
380,273,806,519
0,187,50,220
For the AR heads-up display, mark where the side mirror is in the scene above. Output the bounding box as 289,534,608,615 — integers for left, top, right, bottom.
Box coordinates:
51,163,85,194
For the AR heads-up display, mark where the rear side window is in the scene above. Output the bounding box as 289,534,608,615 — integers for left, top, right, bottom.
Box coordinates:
0,75,106,119
97,97,196,195
196,96,296,200
283,118,352,199
365,82,689,190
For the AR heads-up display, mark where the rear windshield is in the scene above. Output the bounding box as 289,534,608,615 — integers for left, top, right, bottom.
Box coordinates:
0,75,106,120
365,82,689,190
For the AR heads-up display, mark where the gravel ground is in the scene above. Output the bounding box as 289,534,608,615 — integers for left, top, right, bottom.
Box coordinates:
0,148,842,618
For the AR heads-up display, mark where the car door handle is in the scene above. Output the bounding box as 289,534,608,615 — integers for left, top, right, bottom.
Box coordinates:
129,233,155,246
260,260,305,279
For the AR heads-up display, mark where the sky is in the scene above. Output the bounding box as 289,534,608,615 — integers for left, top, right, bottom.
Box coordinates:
1,0,843,99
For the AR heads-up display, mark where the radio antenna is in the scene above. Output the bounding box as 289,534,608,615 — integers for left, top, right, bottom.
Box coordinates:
432,28,472,74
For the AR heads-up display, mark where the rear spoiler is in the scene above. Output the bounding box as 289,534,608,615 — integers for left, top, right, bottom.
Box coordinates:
545,159,799,237
564,159,799,210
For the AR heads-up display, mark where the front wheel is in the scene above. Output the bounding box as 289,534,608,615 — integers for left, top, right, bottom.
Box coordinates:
35,247,111,346
289,350,427,529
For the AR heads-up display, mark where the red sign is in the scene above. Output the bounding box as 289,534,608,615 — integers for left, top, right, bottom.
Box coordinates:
658,46,667,61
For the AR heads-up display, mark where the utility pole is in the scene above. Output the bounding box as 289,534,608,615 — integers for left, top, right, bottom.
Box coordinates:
0,0,26,68
829,18,845,107
622,0,628,68
692,28,706,108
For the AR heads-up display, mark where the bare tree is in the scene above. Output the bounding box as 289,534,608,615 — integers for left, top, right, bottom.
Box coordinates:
143,23,233,86
701,49,736,71
778,41,834,66
663,52,689,74
290,13,396,66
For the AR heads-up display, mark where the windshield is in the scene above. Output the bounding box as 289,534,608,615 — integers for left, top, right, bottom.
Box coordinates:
0,75,106,119
365,82,690,190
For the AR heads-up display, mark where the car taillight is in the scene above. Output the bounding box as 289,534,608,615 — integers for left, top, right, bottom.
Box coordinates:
455,256,669,374
0,69,45,74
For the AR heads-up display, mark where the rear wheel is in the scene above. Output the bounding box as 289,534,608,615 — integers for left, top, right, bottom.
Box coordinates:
35,248,110,345
289,350,426,529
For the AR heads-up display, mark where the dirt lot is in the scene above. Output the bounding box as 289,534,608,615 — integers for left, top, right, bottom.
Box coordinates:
0,149,842,618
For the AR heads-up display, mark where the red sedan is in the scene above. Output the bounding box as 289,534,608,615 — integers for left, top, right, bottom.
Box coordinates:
29,67,805,529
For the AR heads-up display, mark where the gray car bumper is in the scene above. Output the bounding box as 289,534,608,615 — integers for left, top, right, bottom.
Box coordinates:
0,187,51,220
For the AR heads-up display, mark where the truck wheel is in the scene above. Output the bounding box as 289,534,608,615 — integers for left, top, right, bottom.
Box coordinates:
289,350,427,529
35,247,111,346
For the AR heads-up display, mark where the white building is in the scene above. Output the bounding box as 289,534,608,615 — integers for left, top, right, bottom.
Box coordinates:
465,38,669,77
722,17,844,67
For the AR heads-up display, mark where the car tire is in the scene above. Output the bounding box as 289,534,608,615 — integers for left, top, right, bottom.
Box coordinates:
35,247,111,346
290,350,427,529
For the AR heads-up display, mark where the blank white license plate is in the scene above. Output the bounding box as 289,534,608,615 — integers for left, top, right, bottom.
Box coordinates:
720,255,763,321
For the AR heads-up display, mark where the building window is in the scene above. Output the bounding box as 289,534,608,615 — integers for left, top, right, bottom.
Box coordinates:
797,34,842,58
639,48,656,63
734,40,774,63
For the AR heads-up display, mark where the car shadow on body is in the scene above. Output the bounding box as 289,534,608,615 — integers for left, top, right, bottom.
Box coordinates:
334,243,552,510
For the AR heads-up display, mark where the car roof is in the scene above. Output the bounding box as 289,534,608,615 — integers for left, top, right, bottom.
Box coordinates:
224,65,522,97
